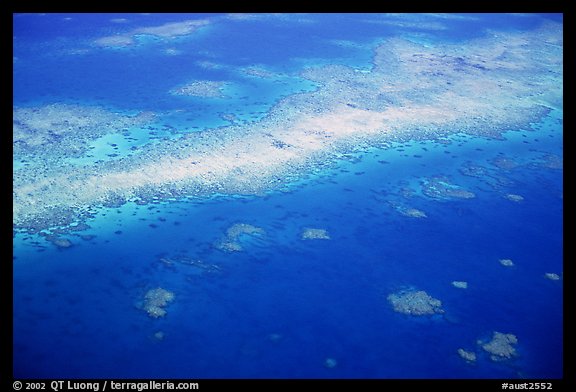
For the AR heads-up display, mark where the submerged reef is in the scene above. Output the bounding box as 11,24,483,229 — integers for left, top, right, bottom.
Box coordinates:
141,288,175,318
420,176,476,200
41,234,74,249
458,331,519,365
94,19,210,48
387,289,444,316
324,358,338,369
457,348,477,363
214,223,265,252
490,156,520,170
479,332,518,362
159,256,222,273
544,272,561,281
301,228,331,240
169,80,229,98
499,258,515,267
538,154,563,170
388,201,427,218
451,281,468,289
504,193,524,202
398,207,427,218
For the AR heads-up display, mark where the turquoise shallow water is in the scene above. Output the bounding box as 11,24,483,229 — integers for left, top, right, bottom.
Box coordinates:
13,13,563,379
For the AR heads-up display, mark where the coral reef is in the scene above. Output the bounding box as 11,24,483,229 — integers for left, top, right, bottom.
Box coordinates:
387,289,444,315
544,273,560,280
457,348,477,363
301,228,331,240
479,332,518,362
215,223,265,252
142,288,174,318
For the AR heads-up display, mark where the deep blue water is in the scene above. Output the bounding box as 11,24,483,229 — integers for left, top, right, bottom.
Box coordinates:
13,13,563,379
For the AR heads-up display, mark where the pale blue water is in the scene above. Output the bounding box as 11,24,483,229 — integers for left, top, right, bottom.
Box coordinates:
13,13,563,379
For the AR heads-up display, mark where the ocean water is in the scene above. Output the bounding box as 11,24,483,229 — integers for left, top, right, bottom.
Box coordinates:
13,13,563,379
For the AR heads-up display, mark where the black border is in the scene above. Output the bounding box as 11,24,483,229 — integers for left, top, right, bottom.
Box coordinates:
5,2,574,389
